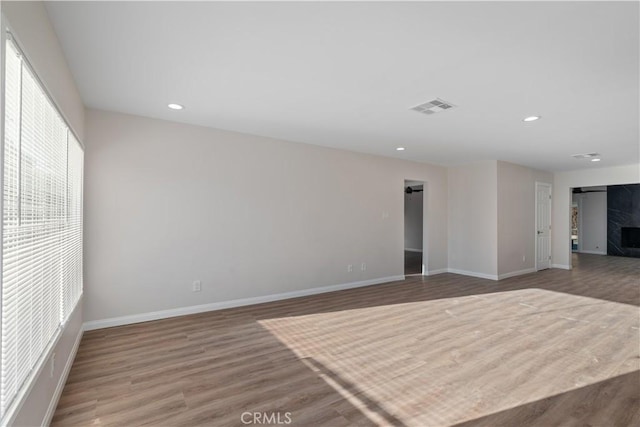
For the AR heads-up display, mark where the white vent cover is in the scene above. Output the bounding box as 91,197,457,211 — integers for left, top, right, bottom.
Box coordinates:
410,98,456,115
572,153,600,159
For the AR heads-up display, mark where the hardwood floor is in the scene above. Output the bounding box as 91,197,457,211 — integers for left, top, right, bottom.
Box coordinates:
52,254,640,426
404,251,422,275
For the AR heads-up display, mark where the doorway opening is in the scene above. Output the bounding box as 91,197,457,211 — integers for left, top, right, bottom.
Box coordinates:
566,183,639,269
404,180,424,276
571,186,608,256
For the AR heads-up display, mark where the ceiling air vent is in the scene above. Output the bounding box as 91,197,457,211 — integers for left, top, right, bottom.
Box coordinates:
571,153,600,160
410,98,456,116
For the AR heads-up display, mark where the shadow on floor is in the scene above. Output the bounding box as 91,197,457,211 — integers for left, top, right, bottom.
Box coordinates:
304,358,406,427
54,315,389,426
452,370,640,427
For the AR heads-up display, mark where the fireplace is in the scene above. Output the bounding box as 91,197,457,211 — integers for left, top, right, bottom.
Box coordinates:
621,227,640,249
607,184,640,258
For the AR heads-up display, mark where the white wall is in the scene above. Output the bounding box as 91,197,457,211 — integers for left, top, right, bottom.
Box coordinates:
447,161,498,278
83,109,449,323
553,164,640,268
573,191,607,254
1,2,85,425
404,187,423,251
497,161,553,277
447,160,553,280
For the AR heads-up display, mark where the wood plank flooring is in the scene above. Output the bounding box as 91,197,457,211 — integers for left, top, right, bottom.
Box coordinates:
52,254,640,426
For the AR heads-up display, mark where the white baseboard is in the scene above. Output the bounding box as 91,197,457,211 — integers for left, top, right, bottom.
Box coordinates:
42,324,84,426
497,268,536,280
447,268,499,281
404,248,423,253
83,275,406,331
578,250,607,255
551,264,571,270
427,268,535,280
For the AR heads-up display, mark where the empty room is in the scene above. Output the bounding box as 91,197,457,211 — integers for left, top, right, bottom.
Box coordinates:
1,1,639,426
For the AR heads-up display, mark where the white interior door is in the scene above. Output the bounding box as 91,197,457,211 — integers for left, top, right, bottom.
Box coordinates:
536,182,552,270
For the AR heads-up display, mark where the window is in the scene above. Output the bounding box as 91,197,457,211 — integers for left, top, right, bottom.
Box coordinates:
1,36,84,418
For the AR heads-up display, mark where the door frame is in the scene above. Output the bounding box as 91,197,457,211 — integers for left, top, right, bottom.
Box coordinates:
404,179,427,276
571,195,583,253
535,182,553,271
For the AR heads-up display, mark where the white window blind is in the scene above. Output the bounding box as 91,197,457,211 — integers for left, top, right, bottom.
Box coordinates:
1,37,84,418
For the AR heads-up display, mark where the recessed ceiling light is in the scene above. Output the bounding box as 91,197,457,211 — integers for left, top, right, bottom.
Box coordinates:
396,147,405,151
523,116,540,122
591,158,601,162
168,103,184,110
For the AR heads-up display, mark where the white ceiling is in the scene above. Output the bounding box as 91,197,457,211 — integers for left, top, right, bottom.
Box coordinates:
45,1,639,172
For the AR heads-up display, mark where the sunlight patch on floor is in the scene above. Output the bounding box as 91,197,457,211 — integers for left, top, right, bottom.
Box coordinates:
259,288,640,426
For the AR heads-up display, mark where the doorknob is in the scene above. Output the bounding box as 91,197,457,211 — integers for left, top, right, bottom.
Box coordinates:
537,230,543,234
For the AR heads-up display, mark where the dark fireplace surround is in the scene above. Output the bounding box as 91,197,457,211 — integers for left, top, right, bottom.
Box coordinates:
607,184,640,258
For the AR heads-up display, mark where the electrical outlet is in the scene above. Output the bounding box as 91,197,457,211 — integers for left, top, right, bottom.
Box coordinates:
361,262,366,271
347,264,353,273
192,280,202,292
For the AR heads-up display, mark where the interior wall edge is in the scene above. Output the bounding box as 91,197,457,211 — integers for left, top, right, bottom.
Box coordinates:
497,268,537,281
425,268,448,276
446,268,499,281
